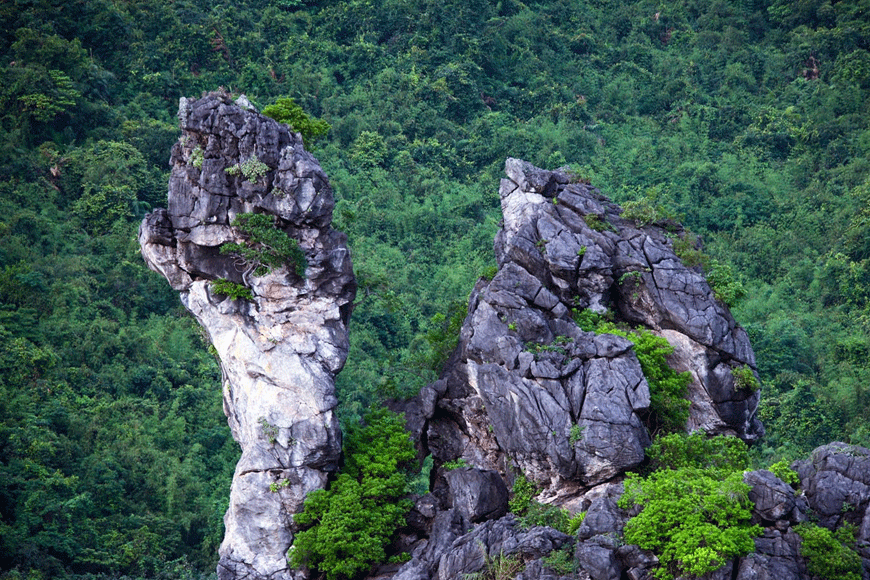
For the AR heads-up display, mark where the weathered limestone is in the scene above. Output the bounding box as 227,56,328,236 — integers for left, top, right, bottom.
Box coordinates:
392,158,768,579
139,93,354,580
411,159,761,493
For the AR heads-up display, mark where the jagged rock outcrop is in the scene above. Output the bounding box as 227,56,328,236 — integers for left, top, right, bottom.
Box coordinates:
393,160,870,580
406,158,761,496
139,93,355,580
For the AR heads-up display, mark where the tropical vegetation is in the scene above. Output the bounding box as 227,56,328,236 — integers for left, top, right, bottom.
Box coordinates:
2,0,870,577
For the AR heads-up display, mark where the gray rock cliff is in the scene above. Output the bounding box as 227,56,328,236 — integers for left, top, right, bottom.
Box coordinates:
139,92,355,580
406,159,761,495
391,160,869,580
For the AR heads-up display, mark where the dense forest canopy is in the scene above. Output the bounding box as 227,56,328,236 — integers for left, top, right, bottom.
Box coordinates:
1,0,869,577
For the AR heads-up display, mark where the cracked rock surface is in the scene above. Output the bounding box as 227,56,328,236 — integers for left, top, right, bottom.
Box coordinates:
139,93,355,580
390,158,767,579
414,158,762,490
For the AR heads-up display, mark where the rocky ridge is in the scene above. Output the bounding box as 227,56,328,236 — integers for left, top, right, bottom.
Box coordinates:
139,93,355,580
389,160,869,580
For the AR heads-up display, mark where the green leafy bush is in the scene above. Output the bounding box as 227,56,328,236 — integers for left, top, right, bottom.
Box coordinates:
794,522,862,580
621,197,662,226
731,365,760,392
220,212,307,277
508,473,537,515
262,97,330,147
518,501,571,532
541,546,576,575
509,473,582,535
442,458,469,470
706,260,746,306
210,278,253,301
619,434,758,580
645,431,750,475
569,424,584,445
768,459,799,485
571,307,610,332
290,409,416,580
225,156,269,182
619,468,761,580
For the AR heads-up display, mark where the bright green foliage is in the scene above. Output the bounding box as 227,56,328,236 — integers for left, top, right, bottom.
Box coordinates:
567,511,586,535
290,409,416,580
731,365,760,392
508,473,536,515
518,503,584,536
794,523,862,580
706,260,746,307
645,432,750,475
190,146,204,169
442,458,469,470
210,279,253,301
569,424,584,445
768,459,799,485
508,473,580,535
620,434,758,579
619,468,762,580
221,213,307,277
596,323,691,434
541,546,576,575
262,97,330,147
571,307,610,332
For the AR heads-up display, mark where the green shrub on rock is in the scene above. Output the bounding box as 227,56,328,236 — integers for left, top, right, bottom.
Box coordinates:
289,409,416,580
619,468,761,580
619,434,760,580
795,522,862,580
220,212,307,277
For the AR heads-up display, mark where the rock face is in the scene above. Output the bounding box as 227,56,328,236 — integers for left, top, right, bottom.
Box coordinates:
409,159,761,495
139,93,355,580
391,160,870,580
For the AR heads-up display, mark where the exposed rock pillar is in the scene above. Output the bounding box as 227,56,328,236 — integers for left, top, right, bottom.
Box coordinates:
139,93,355,580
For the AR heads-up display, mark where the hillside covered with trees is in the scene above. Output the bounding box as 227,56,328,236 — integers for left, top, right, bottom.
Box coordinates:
1,0,869,578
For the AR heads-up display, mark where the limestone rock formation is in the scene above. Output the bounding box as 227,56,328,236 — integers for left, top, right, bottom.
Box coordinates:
390,160,868,580
795,443,870,545
408,158,761,494
139,93,355,580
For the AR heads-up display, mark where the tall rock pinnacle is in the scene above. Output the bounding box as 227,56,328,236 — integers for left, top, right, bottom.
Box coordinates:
139,93,355,580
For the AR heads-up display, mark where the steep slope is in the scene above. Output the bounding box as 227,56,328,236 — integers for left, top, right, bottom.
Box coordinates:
139,93,355,580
